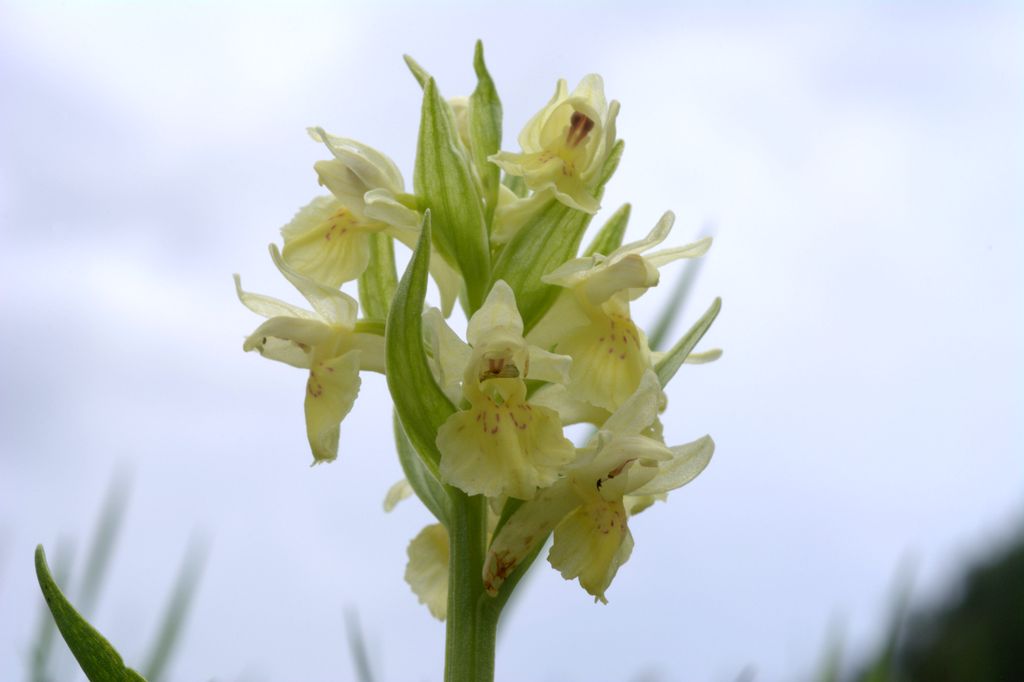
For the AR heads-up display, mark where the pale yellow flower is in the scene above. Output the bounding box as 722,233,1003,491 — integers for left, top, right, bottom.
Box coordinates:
278,128,460,316
531,211,711,412
236,245,384,463
489,75,619,214
432,281,576,500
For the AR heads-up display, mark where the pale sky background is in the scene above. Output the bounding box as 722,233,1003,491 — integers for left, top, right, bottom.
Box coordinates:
1,1,1022,681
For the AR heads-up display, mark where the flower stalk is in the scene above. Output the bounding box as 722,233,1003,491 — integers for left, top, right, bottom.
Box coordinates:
444,490,497,682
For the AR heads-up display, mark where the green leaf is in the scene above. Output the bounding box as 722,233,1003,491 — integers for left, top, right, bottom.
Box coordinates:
654,297,721,388
402,54,431,89
34,545,147,682
30,538,74,682
357,233,398,320
414,78,491,312
583,202,631,257
385,212,456,471
490,140,624,332
469,40,502,226
394,411,450,527
142,537,207,682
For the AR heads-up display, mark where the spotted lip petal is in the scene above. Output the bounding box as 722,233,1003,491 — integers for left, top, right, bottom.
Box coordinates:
304,349,362,463
434,281,576,500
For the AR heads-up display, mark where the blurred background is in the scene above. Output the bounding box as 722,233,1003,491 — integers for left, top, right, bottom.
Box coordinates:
1,1,1021,680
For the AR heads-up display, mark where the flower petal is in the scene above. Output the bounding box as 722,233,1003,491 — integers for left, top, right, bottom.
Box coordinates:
383,479,413,512
309,127,406,196
437,399,574,499
281,196,374,287
234,274,315,321
600,370,663,436
629,435,714,496
269,244,358,327
526,346,572,385
423,308,472,405
304,349,362,463
645,236,713,268
612,210,674,258
243,316,334,368
529,383,610,427
580,254,659,305
517,79,568,152
364,189,420,232
483,479,580,595
556,312,652,412
405,524,449,620
548,498,633,603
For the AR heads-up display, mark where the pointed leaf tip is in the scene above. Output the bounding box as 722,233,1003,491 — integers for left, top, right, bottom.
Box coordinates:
35,545,147,682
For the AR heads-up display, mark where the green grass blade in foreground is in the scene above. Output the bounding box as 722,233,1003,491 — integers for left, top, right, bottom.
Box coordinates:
394,410,451,527
655,297,721,388
469,41,502,226
34,545,147,682
385,213,455,471
141,537,208,682
582,203,630,258
30,538,74,682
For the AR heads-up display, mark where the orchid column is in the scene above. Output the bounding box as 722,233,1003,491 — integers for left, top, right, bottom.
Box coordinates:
237,42,722,682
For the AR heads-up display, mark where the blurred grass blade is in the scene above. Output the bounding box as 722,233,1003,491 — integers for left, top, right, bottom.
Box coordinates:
394,410,450,527
34,545,147,682
358,233,398,320
142,536,208,682
582,203,631,258
654,297,721,388
815,620,844,682
862,565,914,682
344,609,377,682
385,213,456,471
647,254,706,352
30,537,74,682
78,470,132,618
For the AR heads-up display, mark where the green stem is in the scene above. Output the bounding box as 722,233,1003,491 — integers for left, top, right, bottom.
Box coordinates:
444,489,501,682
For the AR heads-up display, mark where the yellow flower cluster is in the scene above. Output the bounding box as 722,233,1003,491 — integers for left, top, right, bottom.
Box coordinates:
237,52,720,613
